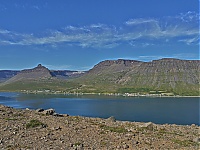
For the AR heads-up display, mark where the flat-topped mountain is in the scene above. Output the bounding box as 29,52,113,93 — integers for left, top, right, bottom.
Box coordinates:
77,58,200,95
89,59,142,74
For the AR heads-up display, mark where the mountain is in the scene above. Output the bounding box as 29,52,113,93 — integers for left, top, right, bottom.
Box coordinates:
4,64,53,84
0,64,84,92
0,58,199,96
0,65,86,83
51,70,86,79
0,70,19,83
75,58,200,95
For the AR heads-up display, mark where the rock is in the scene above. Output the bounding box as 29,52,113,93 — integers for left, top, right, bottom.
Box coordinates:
191,124,196,127
63,114,69,117
42,109,55,115
160,126,165,130
193,137,200,143
123,144,129,149
52,113,63,117
107,116,116,122
132,140,139,145
141,122,154,131
116,145,121,148
53,126,62,131
36,108,44,112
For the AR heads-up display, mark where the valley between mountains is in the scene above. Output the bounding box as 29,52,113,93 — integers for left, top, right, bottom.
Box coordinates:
0,58,199,96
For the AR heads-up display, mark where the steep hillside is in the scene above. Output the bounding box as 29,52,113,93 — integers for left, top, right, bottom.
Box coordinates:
75,58,200,95
0,64,80,92
4,64,53,84
0,59,199,95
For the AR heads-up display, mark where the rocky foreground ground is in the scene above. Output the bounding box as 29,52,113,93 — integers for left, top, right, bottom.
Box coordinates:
0,105,199,150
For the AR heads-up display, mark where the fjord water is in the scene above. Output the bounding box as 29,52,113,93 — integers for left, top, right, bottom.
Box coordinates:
0,92,199,125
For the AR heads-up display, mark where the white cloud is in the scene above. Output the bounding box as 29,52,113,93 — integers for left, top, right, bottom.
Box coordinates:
178,36,199,45
32,5,40,10
0,29,10,34
0,12,198,48
172,53,199,60
125,18,159,25
136,53,199,62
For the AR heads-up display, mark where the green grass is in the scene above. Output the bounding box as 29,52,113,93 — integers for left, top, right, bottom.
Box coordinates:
117,87,152,94
172,139,199,147
99,124,127,133
5,118,18,121
158,129,184,136
0,78,79,91
26,119,46,128
74,142,82,146
0,72,199,96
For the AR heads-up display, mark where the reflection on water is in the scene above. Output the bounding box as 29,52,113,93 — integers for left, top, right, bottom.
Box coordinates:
0,92,199,125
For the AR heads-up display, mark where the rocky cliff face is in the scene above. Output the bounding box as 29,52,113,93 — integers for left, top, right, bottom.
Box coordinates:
119,58,199,86
88,59,142,74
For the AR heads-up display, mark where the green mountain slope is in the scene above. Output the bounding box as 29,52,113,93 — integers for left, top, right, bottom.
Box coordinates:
0,58,199,96
73,58,200,95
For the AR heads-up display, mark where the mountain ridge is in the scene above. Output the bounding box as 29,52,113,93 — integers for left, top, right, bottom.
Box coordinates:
0,65,86,82
76,58,200,95
0,58,199,96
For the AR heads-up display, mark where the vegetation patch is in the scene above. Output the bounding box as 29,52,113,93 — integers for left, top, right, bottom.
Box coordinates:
74,142,82,146
172,139,198,147
117,87,152,94
5,118,18,121
158,129,184,136
100,141,107,146
100,124,127,133
26,119,46,128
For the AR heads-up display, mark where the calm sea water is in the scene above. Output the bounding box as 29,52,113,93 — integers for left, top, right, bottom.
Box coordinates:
0,92,199,125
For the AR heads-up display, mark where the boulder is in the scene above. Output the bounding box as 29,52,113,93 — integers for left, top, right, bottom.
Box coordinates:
53,113,64,117
42,109,55,115
193,137,200,143
106,116,116,122
141,122,154,131
36,108,44,112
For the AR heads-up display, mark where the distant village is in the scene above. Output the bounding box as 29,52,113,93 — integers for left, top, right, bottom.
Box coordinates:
20,89,178,97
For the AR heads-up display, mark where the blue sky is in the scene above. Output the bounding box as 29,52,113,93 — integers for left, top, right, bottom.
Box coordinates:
0,0,199,70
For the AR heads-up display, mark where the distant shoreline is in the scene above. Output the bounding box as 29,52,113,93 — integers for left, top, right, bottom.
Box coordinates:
22,91,200,98
1,90,199,98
